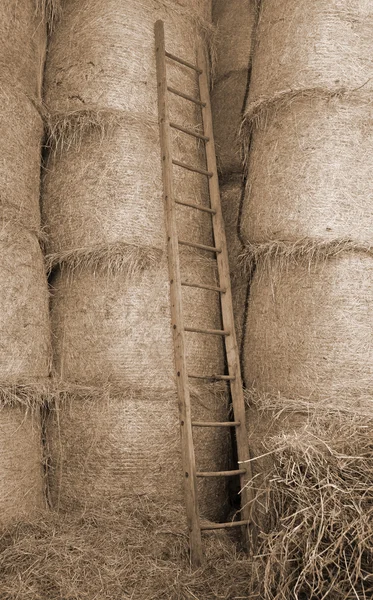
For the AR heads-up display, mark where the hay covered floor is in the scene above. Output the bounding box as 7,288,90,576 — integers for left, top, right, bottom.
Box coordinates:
0,499,252,600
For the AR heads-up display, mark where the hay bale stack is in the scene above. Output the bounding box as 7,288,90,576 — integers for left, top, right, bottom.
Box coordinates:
0,2,51,524
47,386,231,521
245,254,373,409
211,0,256,175
43,0,231,521
240,0,373,589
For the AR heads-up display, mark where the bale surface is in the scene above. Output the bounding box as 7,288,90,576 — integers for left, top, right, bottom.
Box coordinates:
247,0,373,115
212,0,256,81
47,386,231,521
43,115,213,256
241,94,373,245
0,406,44,525
0,227,51,381
0,0,46,100
244,253,373,407
44,0,212,120
50,256,225,390
0,89,44,233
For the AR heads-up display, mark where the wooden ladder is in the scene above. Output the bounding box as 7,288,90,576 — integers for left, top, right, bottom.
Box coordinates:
155,19,254,566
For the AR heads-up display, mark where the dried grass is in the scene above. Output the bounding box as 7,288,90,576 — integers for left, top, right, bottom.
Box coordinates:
43,0,212,119
240,238,373,272
240,93,373,245
42,110,213,256
243,252,373,403
49,255,224,392
244,397,373,600
0,381,51,409
247,0,373,114
45,382,232,522
0,500,253,600
46,242,163,276
0,405,45,525
35,0,61,28
0,225,51,381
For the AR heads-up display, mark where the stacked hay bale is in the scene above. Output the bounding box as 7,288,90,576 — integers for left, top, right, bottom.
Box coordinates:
43,0,232,522
0,2,51,524
211,0,257,350
241,0,373,595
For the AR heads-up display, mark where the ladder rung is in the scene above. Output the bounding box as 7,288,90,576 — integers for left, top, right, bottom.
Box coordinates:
167,86,206,107
188,374,235,381
175,200,215,214
192,421,240,427
170,122,210,142
165,51,202,74
197,469,247,477
178,239,221,253
172,159,213,177
184,327,230,336
201,520,250,531
181,281,225,293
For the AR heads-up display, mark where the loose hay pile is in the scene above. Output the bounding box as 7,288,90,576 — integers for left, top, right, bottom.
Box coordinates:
245,399,373,600
0,500,253,600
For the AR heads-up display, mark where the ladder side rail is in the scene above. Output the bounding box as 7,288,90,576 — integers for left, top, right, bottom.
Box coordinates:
196,43,255,541
155,20,203,566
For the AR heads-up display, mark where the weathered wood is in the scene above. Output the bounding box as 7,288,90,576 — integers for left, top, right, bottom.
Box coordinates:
192,421,240,427
170,122,210,141
172,159,213,177
167,86,206,107
197,42,254,549
201,520,250,530
155,20,203,566
188,373,235,381
178,239,221,253
181,281,225,293
197,469,247,477
184,326,230,336
165,50,202,73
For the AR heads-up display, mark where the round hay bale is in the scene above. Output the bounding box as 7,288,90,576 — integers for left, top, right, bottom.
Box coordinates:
43,0,212,120
50,256,225,391
0,406,44,525
244,252,373,409
47,386,231,521
241,94,373,245
0,89,44,233
0,0,46,99
212,72,248,175
42,115,214,258
212,0,256,81
0,227,51,381
247,0,373,116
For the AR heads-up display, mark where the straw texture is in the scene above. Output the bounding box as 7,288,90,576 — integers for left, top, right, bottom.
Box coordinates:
0,90,44,233
0,0,46,99
212,0,256,175
245,398,373,600
247,0,373,117
244,253,373,407
44,0,212,120
0,406,45,526
47,385,231,521
241,93,373,244
43,114,213,257
50,256,225,390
